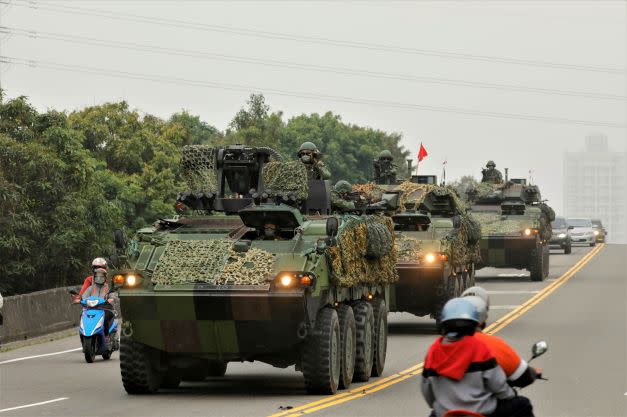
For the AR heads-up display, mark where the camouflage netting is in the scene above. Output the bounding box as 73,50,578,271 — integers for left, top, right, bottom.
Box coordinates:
262,160,309,201
473,212,537,236
327,215,398,286
395,234,423,262
180,145,218,193
445,214,482,267
152,240,275,286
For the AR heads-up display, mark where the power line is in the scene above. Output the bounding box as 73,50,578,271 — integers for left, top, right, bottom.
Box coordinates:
6,0,625,74
3,26,625,102
2,55,624,129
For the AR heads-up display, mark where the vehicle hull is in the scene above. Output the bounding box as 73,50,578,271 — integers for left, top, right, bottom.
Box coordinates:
477,236,538,269
389,263,450,317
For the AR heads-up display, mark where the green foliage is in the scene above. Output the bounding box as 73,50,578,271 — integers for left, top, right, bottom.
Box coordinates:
0,91,408,295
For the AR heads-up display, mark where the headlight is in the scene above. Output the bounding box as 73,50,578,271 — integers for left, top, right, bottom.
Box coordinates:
524,228,532,236
274,272,316,289
593,230,599,236
424,253,436,263
523,228,539,237
558,233,566,238
126,275,137,286
86,299,99,307
422,253,447,264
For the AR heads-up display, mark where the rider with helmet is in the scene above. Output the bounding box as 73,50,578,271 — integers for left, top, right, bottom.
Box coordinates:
298,142,331,181
462,286,540,388
331,180,356,212
81,266,116,336
421,298,533,417
77,258,109,299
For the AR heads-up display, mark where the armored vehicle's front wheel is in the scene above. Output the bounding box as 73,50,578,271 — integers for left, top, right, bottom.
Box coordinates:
337,304,356,389
371,298,388,377
120,336,162,394
529,243,547,282
302,308,341,394
352,301,374,382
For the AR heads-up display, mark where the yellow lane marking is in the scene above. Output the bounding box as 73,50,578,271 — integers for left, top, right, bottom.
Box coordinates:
268,244,605,417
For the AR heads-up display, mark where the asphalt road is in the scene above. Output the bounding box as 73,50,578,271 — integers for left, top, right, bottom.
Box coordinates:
1,244,624,417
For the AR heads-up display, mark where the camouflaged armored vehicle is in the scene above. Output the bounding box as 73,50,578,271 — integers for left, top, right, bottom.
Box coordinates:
112,145,397,395
466,177,555,281
355,171,481,323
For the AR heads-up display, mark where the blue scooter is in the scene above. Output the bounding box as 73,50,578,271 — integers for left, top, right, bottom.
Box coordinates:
70,289,119,363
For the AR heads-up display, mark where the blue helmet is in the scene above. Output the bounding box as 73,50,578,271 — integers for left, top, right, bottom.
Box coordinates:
440,298,479,325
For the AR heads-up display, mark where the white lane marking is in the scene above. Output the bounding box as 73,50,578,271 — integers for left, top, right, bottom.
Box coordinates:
490,305,520,310
487,290,540,295
0,398,68,413
497,273,527,277
0,348,81,365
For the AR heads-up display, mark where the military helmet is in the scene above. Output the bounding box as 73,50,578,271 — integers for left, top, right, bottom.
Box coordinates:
334,180,353,194
378,150,393,160
298,142,319,156
486,160,496,168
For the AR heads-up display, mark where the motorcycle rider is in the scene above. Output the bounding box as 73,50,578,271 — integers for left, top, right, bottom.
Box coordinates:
421,298,534,417
462,286,540,387
81,267,116,337
77,258,109,301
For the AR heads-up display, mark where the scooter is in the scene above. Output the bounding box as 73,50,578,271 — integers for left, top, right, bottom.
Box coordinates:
69,289,119,363
442,341,549,417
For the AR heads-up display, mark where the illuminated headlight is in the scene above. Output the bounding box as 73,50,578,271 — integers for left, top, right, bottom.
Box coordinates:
422,253,447,264
86,299,99,307
274,272,315,289
593,230,599,236
524,228,532,236
424,253,436,263
126,275,137,286
558,233,566,238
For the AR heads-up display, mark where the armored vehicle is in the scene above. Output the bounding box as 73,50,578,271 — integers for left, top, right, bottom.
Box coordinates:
355,166,481,323
112,145,396,395
467,178,555,281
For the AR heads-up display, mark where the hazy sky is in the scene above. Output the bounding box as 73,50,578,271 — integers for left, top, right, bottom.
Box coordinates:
1,0,626,213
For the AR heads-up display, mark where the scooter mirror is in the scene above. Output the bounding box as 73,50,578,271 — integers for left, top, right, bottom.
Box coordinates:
531,340,548,360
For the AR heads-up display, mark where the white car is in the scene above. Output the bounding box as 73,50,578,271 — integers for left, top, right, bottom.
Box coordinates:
566,218,596,247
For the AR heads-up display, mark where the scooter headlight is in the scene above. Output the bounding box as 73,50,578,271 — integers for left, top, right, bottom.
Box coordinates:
86,299,99,307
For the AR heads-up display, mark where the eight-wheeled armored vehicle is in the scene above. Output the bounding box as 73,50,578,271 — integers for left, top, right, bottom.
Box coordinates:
467,178,555,281
113,145,396,395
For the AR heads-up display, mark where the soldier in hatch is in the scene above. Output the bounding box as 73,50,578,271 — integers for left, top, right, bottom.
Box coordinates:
373,150,398,185
331,180,357,213
481,160,504,184
298,142,331,181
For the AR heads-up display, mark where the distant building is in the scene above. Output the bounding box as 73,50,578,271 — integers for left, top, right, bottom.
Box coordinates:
563,134,626,244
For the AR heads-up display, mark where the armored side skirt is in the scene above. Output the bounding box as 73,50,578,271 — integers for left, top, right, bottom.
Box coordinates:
119,287,309,362
389,264,449,317
478,236,537,269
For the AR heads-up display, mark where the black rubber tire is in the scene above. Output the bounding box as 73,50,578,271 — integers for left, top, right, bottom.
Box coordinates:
529,244,545,282
102,351,111,361
302,308,341,395
590,242,596,247
542,244,550,278
207,360,228,377
371,298,388,377
337,304,356,389
160,373,181,389
352,302,374,382
83,337,95,363
120,336,162,394
564,243,572,254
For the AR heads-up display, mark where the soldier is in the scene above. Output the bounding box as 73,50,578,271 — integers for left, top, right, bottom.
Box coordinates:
298,142,331,181
373,150,397,185
331,180,356,212
481,160,504,184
